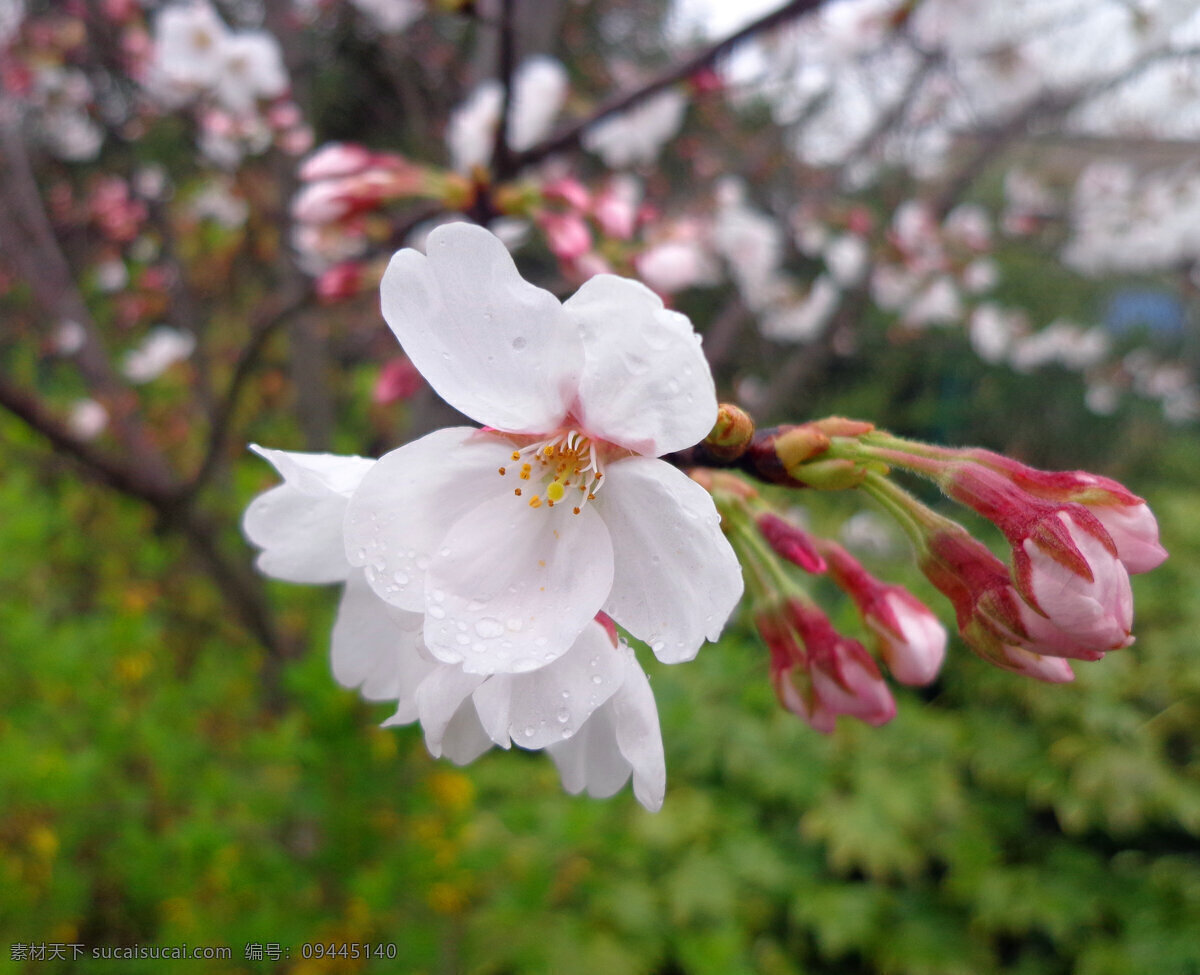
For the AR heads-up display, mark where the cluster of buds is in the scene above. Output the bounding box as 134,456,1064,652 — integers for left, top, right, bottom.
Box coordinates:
290,142,458,292
694,406,1166,732
698,411,948,734
764,422,1166,682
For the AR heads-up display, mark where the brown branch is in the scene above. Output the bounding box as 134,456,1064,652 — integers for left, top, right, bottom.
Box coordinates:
507,0,832,172
490,0,518,178
180,280,311,501
0,372,289,660
0,375,175,506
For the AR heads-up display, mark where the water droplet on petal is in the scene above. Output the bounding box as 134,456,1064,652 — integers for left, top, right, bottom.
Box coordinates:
393,571,409,585
428,605,446,619
556,708,570,723
475,618,504,638
523,726,535,737
590,674,602,685
455,633,470,646
506,618,523,632
651,640,665,654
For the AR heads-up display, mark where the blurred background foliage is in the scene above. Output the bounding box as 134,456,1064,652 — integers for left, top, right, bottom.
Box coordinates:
3,0,1200,972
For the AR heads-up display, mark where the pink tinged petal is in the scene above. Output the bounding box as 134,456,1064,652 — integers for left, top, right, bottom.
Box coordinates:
379,222,584,433
1021,512,1133,652
608,646,667,812
812,644,897,728
1089,502,1168,574
243,446,374,584
995,644,1077,683
471,622,624,749
597,457,743,664
869,590,947,686
331,571,435,716
423,495,615,675
564,274,717,456
410,665,494,762
343,427,512,612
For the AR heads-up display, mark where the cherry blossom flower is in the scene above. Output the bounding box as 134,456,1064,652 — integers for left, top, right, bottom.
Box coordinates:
447,56,568,172
151,2,229,96
343,222,743,676
243,446,667,810
121,326,196,384
212,31,288,116
583,88,688,168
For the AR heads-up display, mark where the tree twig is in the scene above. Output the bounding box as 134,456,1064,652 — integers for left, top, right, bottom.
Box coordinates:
507,0,831,173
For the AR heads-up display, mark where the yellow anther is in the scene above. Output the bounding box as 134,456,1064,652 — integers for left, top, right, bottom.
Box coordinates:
498,466,506,476
572,506,581,514
543,445,555,456
514,488,522,496
529,495,542,508
511,451,520,461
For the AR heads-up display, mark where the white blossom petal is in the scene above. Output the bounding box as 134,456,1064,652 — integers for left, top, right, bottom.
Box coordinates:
380,222,584,432
471,622,624,749
412,665,493,760
597,457,743,663
344,427,511,611
547,705,631,798
546,645,665,811
331,571,434,715
423,495,615,674
565,274,717,456
609,647,667,812
243,446,374,584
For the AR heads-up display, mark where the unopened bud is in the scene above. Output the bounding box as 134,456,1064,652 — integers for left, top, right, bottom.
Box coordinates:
757,513,826,573
773,425,831,470
704,403,755,461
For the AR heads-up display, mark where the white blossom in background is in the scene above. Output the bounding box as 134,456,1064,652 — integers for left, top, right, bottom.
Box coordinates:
151,2,229,98
583,88,688,168
969,303,1026,365
447,56,569,172
0,0,23,46
348,0,423,33
822,233,869,287
189,176,251,228
212,31,288,116
760,275,841,343
30,67,103,162
344,223,742,675
67,399,109,441
243,442,668,810
121,326,196,384
711,178,786,312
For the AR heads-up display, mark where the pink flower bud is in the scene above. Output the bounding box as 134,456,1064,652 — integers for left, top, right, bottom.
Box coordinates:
1017,510,1133,653
819,541,946,685
865,589,947,686
299,142,375,182
756,513,826,573
291,181,353,224
956,451,1167,574
372,356,423,405
592,181,640,240
541,212,593,262
1088,501,1166,574
542,177,591,212
759,600,896,734
315,262,363,303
